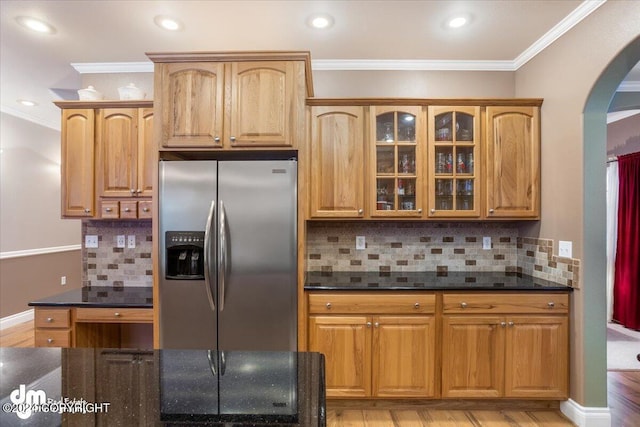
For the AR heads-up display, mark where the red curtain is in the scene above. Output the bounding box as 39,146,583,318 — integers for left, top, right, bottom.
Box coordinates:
613,151,640,330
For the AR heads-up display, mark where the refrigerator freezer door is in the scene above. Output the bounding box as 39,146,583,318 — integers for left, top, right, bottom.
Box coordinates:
159,161,218,349
217,160,297,351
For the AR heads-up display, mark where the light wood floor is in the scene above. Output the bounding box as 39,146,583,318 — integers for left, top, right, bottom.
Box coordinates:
3,322,639,426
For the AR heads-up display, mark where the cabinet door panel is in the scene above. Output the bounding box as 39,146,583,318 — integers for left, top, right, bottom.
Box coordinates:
161,62,224,147
138,108,154,197
373,316,435,397
96,109,137,197
310,106,365,217
308,315,371,397
441,316,504,398
485,106,540,218
95,351,140,425
229,61,294,147
505,316,568,398
61,109,94,217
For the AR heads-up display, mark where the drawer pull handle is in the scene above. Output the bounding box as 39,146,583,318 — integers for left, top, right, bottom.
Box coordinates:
46,317,53,322
500,321,506,327
326,302,331,309
547,302,555,308
114,312,121,317
124,208,131,212
414,302,420,309
374,322,380,328
143,207,150,212
366,322,372,328
47,338,53,343
106,208,113,212
508,321,515,327
460,302,467,308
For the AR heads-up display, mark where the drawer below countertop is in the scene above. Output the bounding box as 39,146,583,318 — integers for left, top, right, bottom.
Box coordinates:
75,307,153,323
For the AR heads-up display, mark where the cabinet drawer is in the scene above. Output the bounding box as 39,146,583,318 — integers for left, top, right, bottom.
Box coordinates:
35,329,71,347
101,201,120,219
443,293,569,314
120,201,137,219
75,307,153,323
309,292,435,314
35,308,71,328
138,200,152,219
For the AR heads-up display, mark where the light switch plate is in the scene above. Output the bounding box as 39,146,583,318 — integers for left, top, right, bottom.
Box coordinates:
559,240,572,258
85,235,98,248
127,235,136,248
482,236,491,250
116,235,126,248
355,236,366,250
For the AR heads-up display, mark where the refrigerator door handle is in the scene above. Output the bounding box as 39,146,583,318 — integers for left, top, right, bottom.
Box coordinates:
219,200,230,312
220,350,226,376
206,349,217,376
204,200,216,312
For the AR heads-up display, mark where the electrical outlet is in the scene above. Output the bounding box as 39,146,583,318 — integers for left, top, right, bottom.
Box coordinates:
559,240,573,258
127,235,136,248
116,235,126,248
482,236,492,250
61,276,66,286
355,236,366,250
85,235,98,248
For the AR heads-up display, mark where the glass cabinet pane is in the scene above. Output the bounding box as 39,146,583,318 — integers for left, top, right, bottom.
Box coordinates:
455,146,474,174
435,112,453,141
376,146,395,174
376,112,395,142
434,147,453,174
398,178,416,211
455,112,474,141
376,178,395,211
397,113,416,142
397,146,416,174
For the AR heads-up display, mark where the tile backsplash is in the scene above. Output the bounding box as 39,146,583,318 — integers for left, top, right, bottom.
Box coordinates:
82,220,153,287
306,222,580,287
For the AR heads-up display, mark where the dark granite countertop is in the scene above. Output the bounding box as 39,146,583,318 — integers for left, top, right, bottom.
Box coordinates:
28,286,153,308
0,348,325,426
305,271,572,291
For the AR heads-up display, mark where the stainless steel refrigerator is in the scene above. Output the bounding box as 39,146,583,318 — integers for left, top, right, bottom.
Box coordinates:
158,159,297,351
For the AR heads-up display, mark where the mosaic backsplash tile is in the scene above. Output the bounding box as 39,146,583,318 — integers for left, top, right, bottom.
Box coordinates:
306,222,579,287
82,220,153,287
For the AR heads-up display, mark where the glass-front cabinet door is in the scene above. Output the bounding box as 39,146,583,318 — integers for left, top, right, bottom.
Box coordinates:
370,106,424,217
427,106,480,217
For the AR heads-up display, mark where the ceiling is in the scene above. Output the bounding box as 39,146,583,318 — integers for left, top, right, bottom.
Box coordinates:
1,0,638,130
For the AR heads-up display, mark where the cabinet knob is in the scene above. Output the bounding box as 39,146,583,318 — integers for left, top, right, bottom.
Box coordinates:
47,338,53,344
130,189,136,194
358,209,364,215
430,208,435,214
508,321,515,327
114,312,121,317
500,321,506,327
325,302,331,309
460,302,467,308
214,137,221,143
547,301,555,308
366,321,372,328
230,136,237,142
374,322,380,328
105,207,112,212
414,302,420,309
84,208,91,213
143,207,149,212
489,208,495,214
124,208,131,212
136,189,141,194
46,317,53,323
417,208,423,213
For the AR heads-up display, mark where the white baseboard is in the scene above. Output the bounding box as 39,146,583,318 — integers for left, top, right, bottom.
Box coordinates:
561,399,611,427
0,309,34,330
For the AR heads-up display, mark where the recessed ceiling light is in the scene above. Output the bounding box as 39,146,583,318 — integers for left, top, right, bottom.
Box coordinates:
154,15,183,31
16,16,55,34
307,14,334,29
17,99,38,107
448,16,467,28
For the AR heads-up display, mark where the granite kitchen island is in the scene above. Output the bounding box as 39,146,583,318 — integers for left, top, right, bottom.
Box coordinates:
0,348,325,426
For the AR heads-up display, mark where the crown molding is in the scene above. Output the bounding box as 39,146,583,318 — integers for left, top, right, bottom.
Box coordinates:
607,109,640,124
311,59,515,71
513,0,607,69
0,105,60,131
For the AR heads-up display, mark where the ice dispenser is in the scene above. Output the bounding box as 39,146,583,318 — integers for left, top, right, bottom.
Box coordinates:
165,231,205,279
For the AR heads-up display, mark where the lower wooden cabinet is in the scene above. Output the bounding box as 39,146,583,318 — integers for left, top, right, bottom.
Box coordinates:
34,308,72,347
307,292,436,398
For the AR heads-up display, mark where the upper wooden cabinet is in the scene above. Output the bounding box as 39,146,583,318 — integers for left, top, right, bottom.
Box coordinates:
148,52,312,150
309,106,365,218
56,101,154,220
60,108,95,218
370,106,425,218
427,106,481,218
484,106,540,219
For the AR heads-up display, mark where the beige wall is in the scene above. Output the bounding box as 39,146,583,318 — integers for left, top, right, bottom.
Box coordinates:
0,250,82,317
514,0,640,408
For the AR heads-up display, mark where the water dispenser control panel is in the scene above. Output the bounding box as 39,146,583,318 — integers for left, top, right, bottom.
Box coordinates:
165,231,205,280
